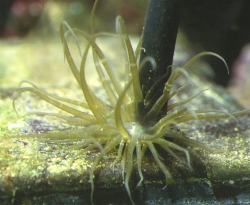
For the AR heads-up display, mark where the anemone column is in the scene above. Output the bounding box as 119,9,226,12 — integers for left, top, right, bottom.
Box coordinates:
138,0,180,124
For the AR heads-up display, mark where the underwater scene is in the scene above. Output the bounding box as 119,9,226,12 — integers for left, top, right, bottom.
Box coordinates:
0,0,250,204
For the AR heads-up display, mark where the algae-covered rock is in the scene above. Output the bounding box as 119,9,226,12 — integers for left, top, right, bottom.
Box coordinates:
0,37,250,204
0,77,249,204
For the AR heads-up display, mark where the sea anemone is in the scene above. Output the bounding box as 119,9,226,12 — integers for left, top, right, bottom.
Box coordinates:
13,11,247,205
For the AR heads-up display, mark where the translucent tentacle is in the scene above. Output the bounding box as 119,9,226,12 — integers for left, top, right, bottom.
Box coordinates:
19,80,89,108
114,80,133,140
112,139,125,167
14,87,94,120
184,51,229,75
63,24,111,121
89,136,120,204
143,68,192,120
116,16,143,104
79,43,107,123
74,29,123,95
175,110,249,123
168,84,187,100
124,140,136,205
121,144,127,181
155,138,192,170
26,112,96,126
135,141,144,187
61,23,82,86
135,35,143,60
144,73,169,107
93,51,117,106
167,88,209,111
147,142,173,184
151,108,189,135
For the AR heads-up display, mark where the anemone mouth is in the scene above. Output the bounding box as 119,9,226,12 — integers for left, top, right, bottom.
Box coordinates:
13,16,248,205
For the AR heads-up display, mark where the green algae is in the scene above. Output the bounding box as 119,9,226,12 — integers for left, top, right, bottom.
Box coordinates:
0,33,249,204
1,74,250,201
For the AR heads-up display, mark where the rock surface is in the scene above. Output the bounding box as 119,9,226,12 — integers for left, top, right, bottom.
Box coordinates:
0,37,250,204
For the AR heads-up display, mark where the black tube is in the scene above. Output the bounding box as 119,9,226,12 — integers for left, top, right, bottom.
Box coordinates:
138,0,180,124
